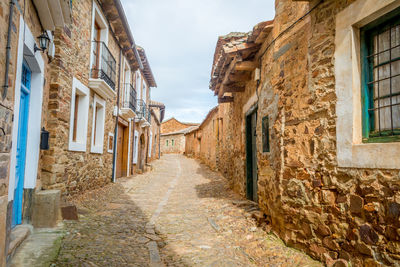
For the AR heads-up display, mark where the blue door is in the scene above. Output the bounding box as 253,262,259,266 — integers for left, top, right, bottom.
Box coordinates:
12,62,31,227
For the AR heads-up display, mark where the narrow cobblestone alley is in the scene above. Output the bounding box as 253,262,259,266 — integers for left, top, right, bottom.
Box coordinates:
53,155,321,266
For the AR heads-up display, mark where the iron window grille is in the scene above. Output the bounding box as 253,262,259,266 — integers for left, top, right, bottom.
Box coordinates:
361,8,400,143
90,41,116,90
122,83,137,112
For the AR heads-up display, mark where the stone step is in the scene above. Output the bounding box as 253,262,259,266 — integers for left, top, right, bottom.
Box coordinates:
6,225,32,260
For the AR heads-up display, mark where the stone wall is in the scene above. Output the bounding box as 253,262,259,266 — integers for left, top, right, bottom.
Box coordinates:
184,131,200,157
187,0,400,265
198,107,219,170
160,134,185,154
148,111,160,162
41,0,118,195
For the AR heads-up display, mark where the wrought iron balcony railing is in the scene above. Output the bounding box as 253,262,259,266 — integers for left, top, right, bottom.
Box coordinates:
90,41,116,90
137,99,149,122
122,83,137,112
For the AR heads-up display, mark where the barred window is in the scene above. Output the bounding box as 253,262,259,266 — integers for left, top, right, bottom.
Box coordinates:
362,8,400,142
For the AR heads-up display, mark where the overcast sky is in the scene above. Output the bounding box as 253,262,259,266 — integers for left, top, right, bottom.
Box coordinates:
121,0,275,123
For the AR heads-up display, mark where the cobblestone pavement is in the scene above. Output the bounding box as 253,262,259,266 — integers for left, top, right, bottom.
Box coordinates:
53,154,322,266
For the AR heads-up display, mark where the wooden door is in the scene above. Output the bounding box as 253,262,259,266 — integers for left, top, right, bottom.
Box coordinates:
116,123,129,178
116,124,124,178
246,109,258,202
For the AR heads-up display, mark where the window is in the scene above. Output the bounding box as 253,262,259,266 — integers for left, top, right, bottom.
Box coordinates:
142,82,147,101
262,116,270,152
69,78,90,152
136,71,141,93
90,2,108,74
361,7,400,142
335,0,400,169
166,140,169,146
90,95,106,153
133,130,138,164
172,139,174,146
148,131,153,157
107,132,114,153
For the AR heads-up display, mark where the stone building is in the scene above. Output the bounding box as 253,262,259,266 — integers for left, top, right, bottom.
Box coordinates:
130,47,159,173
185,107,219,169
161,126,198,154
0,0,161,265
148,100,165,162
160,118,199,154
0,0,72,264
186,0,400,265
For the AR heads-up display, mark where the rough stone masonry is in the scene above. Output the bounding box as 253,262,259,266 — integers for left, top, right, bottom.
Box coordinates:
186,0,400,266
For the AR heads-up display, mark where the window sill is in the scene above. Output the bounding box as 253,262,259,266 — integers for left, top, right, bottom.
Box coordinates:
68,142,86,152
338,142,400,169
90,145,104,154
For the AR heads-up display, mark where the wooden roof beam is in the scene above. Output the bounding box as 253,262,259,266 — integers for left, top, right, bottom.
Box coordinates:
223,85,245,93
218,56,239,97
228,72,251,82
218,96,234,103
235,61,257,71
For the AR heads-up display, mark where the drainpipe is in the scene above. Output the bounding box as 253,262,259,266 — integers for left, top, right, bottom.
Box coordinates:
2,0,16,100
112,49,123,183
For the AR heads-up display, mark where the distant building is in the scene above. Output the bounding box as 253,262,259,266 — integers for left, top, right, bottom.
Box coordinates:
161,118,199,154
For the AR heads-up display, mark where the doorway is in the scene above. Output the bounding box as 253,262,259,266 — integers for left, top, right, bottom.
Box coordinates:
138,134,145,171
246,108,258,202
116,122,129,178
12,62,31,227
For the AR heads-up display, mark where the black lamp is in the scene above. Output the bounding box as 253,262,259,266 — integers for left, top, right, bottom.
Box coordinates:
34,31,50,53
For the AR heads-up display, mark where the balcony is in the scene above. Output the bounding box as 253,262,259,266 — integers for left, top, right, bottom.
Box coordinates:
120,83,137,119
89,41,117,100
136,100,151,127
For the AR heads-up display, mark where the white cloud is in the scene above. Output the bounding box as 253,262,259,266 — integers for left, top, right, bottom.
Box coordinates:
121,0,275,123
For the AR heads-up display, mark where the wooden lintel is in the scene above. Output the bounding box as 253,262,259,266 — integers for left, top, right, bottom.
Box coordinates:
218,96,234,103
235,61,257,71
224,86,245,93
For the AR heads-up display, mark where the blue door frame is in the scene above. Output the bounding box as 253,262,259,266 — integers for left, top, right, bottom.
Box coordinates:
12,62,31,228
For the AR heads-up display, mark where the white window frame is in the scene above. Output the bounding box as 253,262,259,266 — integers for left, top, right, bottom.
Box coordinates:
89,1,109,74
335,0,400,169
90,94,106,154
148,131,153,157
136,71,141,97
107,132,114,153
123,58,131,104
133,130,139,164
142,82,147,102
69,78,90,152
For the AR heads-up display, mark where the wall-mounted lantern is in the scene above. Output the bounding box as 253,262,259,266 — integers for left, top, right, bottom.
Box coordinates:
40,127,49,150
34,31,50,53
